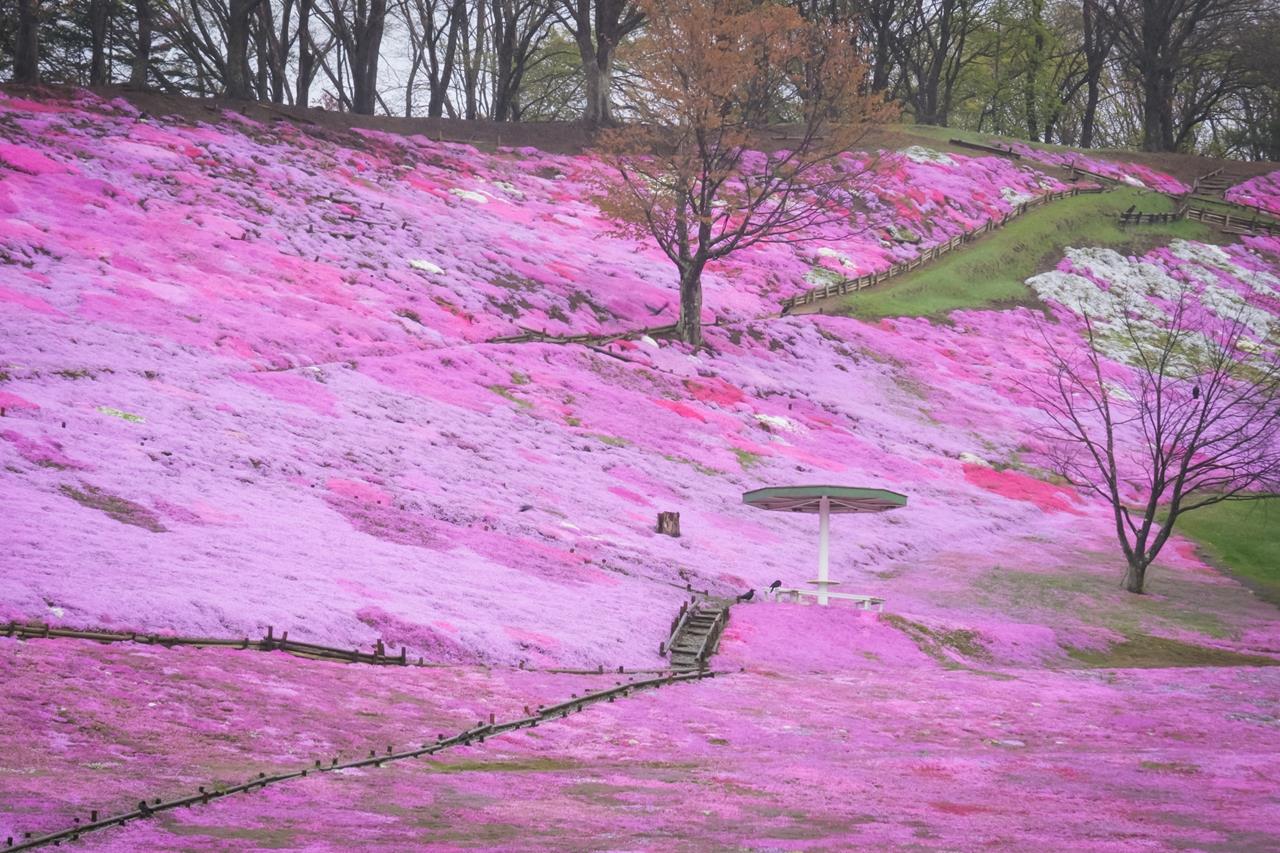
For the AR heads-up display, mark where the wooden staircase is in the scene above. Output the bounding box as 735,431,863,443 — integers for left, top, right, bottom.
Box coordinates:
1192,167,1242,198
660,598,731,671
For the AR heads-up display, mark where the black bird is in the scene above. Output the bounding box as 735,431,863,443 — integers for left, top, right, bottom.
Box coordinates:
737,589,755,602
768,580,782,591
1193,384,1202,400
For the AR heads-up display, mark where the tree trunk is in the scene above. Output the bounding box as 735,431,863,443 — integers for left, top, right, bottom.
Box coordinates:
677,262,704,346
1122,559,1147,594
351,0,387,115
14,0,40,84
295,0,315,106
254,4,271,100
89,0,110,84
491,0,515,121
462,0,484,120
129,0,150,88
227,0,255,100
1140,70,1164,151
578,39,614,124
656,512,681,537
428,0,463,117
1158,72,1176,151
271,0,293,103
1081,75,1100,148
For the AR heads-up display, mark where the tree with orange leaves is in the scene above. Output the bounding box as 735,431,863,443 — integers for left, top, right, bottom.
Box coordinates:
595,0,892,346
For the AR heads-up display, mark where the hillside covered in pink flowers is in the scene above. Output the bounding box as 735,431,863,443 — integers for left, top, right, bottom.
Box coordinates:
2,89,1280,850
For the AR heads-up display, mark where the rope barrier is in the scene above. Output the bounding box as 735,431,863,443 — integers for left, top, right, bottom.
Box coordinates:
2,669,724,851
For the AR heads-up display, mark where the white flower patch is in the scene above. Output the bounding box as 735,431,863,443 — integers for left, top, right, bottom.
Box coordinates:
755,413,799,432
1001,186,1034,205
805,266,845,287
958,452,990,467
900,146,955,166
1064,247,1181,312
1031,240,1278,369
1026,270,1119,317
1171,239,1279,298
1234,269,1279,298
1101,382,1134,402
409,258,444,274
449,188,488,203
1170,240,1233,269
1122,175,1146,188
816,247,856,267
492,180,523,198
1201,283,1273,339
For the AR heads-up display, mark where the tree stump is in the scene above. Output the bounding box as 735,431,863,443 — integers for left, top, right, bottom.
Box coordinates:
656,511,681,537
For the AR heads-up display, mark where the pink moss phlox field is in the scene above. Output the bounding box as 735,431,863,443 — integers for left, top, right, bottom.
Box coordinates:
2,89,1279,670
1003,140,1190,194
12,612,1278,851
0,637,608,841
3,88,1280,850
1227,169,1280,216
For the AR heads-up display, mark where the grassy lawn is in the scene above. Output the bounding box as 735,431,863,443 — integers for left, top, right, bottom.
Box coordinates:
829,186,1215,321
1176,498,1280,605
895,122,1083,156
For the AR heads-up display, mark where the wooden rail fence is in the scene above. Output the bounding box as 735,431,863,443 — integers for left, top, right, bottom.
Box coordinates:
1,621,656,676
689,605,730,669
1116,205,1183,225
3,668,722,851
948,138,1021,159
489,322,679,346
1118,204,1280,237
780,186,1106,311
659,597,697,657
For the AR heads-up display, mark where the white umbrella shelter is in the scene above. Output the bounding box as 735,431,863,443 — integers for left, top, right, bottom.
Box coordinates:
742,485,907,605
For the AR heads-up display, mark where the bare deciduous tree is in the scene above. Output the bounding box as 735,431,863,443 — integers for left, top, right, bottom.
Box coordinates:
1030,292,1280,593
1102,0,1251,152
560,0,644,124
892,0,980,126
596,0,891,346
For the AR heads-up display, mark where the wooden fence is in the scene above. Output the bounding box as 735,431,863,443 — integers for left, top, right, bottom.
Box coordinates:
948,138,1021,159
1,621,650,676
1116,205,1183,225
1186,205,1280,236
489,322,679,346
780,186,1106,311
1118,204,1280,237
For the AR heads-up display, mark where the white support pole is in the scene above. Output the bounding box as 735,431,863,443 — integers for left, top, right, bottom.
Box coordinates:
818,496,830,606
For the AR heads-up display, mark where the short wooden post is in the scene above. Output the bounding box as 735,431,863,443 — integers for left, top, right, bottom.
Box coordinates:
656,512,681,537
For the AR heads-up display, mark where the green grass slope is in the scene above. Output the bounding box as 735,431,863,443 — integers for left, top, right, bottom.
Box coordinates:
1177,498,1280,605
830,186,1216,320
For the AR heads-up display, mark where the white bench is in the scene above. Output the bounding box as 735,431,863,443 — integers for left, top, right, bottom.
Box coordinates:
771,587,884,611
